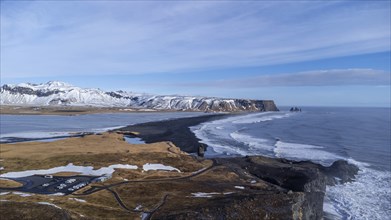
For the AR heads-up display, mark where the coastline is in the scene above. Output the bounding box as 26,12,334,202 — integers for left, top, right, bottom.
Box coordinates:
0,112,360,219
117,114,229,153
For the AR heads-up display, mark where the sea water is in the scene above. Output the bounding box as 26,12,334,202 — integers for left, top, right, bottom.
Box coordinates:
191,107,391,219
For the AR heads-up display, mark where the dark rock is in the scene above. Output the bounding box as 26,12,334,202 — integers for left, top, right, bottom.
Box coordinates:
155,193,322,220
198,144,205,157
290,107,302,112
320,160,360,185
1,85,64,97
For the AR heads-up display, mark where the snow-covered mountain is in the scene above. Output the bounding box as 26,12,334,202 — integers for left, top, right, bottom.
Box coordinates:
0,81,278,112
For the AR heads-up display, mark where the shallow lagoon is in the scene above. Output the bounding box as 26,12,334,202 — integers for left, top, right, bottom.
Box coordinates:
0,112,206,143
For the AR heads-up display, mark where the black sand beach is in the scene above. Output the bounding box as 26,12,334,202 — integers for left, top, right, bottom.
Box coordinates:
117,113,228,153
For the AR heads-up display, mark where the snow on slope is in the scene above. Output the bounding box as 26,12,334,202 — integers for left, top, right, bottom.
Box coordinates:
0,81,278,112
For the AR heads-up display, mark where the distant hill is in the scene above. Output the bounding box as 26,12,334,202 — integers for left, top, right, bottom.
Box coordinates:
0,81,278,112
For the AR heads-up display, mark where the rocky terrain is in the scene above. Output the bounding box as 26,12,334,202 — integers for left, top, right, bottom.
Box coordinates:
0,81,278,112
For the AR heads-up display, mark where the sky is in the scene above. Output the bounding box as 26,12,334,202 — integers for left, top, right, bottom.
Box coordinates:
1,0,390,107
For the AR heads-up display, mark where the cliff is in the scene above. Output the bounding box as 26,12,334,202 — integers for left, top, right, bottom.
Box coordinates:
152,156,358,220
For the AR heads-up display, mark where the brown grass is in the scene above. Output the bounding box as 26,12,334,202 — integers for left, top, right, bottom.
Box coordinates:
0,132,186,161
0,178,23,188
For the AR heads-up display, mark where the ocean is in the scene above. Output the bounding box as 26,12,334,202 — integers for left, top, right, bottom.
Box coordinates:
191,107,391,219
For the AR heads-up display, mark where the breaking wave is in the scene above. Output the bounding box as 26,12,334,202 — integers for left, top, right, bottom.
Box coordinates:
191,110,391,219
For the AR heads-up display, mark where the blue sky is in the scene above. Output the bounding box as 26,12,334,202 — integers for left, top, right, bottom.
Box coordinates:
1,1,390,107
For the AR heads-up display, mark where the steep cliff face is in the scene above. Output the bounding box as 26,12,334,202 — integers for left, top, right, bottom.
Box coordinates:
155,193,322,220
152,156,359,220
0,81,278,112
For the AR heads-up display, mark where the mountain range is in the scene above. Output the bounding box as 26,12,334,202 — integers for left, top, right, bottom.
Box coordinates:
0,81,278,112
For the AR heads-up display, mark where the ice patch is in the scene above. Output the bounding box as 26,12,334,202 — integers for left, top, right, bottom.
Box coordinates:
142,163,180,172
0,163,138,178
37,202,62,209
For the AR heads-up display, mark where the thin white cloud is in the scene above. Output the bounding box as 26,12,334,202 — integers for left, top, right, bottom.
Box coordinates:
1,1,390,78
175,69,391,87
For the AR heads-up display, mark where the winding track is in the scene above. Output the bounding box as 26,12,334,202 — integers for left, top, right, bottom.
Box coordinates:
78,158,217,196
73,158,218,217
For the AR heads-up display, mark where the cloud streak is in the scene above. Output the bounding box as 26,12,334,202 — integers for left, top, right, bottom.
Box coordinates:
173,69,391,87
1,1,390,78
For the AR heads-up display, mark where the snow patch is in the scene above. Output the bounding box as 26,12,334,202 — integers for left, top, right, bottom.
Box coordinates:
142,163,180,172
234,186,245,190
0,163,138,178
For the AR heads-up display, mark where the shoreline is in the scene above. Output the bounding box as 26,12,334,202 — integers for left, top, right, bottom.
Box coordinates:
117,114,228,153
